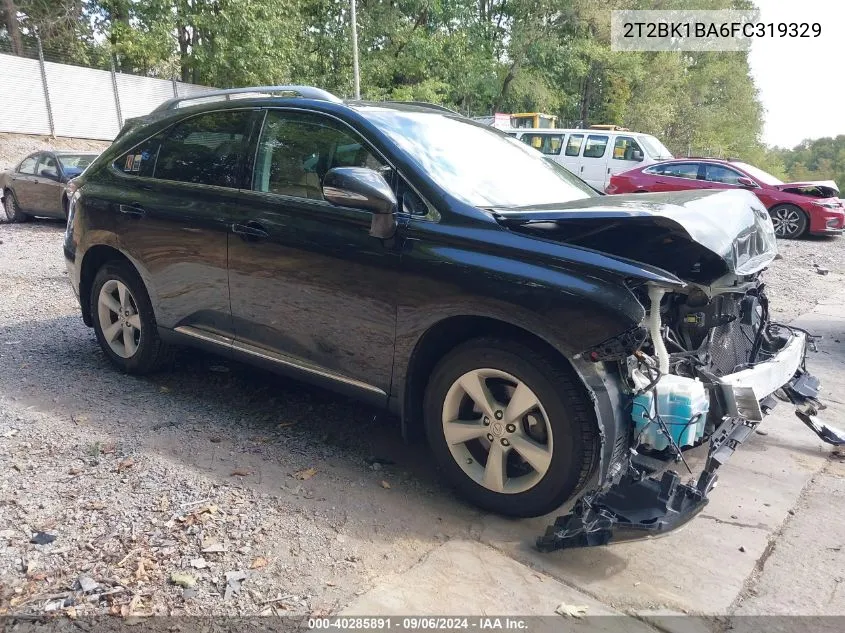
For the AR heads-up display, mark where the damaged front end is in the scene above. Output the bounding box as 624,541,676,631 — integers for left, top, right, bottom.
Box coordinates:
495,190,840,552
538,277,827,551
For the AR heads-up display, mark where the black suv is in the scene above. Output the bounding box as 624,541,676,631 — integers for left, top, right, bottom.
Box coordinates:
65,86,820,546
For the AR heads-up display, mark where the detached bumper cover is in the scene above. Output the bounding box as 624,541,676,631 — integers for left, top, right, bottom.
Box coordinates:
537,331,812,552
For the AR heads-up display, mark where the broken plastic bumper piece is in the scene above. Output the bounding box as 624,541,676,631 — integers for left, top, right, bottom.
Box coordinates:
537,415,759,552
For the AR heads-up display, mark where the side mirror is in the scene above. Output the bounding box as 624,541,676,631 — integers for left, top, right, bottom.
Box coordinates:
737,176,759,188
323,167,397,239
39,168,58,179
631,149,644,162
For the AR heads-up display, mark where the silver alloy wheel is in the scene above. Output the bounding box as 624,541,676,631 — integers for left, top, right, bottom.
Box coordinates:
441,368,554,494
771,207,803,237
97,279,142,358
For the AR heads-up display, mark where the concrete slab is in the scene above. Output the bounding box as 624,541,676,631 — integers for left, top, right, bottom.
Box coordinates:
475,301,845,615
342,540,657,632
732,459,845,616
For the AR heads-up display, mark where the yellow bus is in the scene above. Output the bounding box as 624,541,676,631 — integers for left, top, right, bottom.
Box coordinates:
510,113,558,129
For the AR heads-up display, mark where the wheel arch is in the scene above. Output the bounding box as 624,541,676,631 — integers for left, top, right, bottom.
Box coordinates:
401,315,586,438
79,245,138,327
768,202,809,238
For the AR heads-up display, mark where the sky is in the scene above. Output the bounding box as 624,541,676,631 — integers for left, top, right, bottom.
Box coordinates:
748,0,845,148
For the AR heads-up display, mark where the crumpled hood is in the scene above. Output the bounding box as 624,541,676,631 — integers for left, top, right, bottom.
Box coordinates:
494,189,778,284
775,180,840,198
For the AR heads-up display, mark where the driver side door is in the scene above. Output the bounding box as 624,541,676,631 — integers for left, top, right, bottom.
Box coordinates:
227,109,400,402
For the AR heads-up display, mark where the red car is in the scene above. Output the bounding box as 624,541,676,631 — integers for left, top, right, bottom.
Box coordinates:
606,158,844,238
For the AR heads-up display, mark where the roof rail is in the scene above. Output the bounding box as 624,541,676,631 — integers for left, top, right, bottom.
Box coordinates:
381,101,462,116
153,85,343,112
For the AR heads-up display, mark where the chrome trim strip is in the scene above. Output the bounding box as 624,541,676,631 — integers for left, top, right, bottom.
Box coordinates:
232,340,387,396
174,325,386,397
174,325,233,347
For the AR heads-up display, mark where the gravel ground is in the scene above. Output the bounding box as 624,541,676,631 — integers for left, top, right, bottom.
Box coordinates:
0,210,843,621
0,220,479,620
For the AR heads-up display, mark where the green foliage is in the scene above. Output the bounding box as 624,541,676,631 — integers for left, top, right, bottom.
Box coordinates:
5,0,833,181
774,136,845,190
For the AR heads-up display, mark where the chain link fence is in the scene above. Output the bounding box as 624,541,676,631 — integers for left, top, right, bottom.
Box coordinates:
0,39,214,141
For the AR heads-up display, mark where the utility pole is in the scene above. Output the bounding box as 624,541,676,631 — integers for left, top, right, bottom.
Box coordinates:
350,0,361,99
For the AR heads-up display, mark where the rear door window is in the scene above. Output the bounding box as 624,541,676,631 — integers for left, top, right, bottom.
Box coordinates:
583,135,609,158
661,162,700,180
114,110,253,187
565,134,584,157
18,156,37,174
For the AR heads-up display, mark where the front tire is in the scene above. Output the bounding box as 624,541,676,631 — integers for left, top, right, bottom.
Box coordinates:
424,338,598,517
769,204,807,238
3,189,30,223
90,262,172,374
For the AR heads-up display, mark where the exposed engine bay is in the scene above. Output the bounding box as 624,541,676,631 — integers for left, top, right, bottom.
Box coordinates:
492,189,845,551
538,275,844,552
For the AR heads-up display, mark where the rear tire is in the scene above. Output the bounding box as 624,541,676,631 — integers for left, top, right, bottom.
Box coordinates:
423,337,599,517
769,204,807,239
3,189,30,223
90,261,173,374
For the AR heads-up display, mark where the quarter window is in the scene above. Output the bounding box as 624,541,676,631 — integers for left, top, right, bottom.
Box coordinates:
253,111,385,201
565,134,584,157
612,136,644,161
18,156,37,174
520,134,563,155
661,162,700,179
583,135,609,158
703,164,744,185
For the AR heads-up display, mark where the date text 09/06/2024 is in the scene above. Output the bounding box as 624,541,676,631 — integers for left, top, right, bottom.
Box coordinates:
622,21,821,39
308,617,529,630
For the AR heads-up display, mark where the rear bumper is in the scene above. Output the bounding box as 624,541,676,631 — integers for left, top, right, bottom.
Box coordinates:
538,330,809,552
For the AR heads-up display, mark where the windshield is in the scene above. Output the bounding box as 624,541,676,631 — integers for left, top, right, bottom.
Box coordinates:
359,109,597,207
638,135,674,160
730,161,783,186
57,154,98,170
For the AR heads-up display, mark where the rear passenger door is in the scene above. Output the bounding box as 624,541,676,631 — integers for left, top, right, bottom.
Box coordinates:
226,109,398,401
99,108,258,338
10,154,41,211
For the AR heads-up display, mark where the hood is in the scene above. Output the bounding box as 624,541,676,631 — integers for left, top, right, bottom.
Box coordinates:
775,180,839,198
494,189,777,285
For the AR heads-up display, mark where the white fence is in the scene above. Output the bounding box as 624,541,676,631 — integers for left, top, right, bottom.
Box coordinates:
0,52,214,141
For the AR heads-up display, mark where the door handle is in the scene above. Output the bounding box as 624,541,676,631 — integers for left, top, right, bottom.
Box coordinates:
580,166,584,173
118,203,146,217
232,221,269,240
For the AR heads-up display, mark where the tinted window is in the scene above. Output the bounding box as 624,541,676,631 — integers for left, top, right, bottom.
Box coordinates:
36,155,59,179
644,164,666,175
704,164,743,185
662,162,700,179
612,136,643,161
115,136,159,178
521,134,563,155
154,111,252,187
583,135,608,158
565,134,584,157
18,156,37,174
253,111,385,200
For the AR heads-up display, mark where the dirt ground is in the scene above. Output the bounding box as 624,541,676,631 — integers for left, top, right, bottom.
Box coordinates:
0,133,110,171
